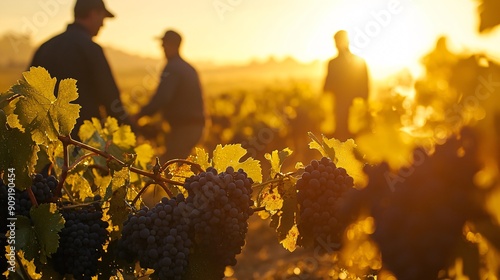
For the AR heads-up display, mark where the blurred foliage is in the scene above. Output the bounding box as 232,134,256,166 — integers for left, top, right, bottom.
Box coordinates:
478,0,500,32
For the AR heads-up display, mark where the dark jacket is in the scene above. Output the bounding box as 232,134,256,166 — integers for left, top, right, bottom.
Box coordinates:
323,52,369,100
139,54,205,127
30,23,128,135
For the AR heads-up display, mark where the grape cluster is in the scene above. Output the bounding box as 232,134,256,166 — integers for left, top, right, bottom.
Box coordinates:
52,199,109,280
362,129,481,279
184,166,254,275
118,194,192,279
14,174,58,216
296,157,354,249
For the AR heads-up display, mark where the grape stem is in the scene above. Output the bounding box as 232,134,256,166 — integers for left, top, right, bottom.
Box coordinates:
131,181,174,206
252,206,266,212
68,152,99,171
57,135,184,200
251,171,298,190
25,182,38,208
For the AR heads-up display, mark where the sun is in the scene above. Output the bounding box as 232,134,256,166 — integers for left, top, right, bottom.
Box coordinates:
300,0,435,79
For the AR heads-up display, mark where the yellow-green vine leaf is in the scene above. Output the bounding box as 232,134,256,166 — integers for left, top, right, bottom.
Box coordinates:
257,185,283,219
112,124,136,150
0,110,39,190
65,173,93,201
134,143,155,170
9,67,80,143
264,148,293,178
17,251,42,279
30,203,65,264
308,132,336,161
107,184,129,241
212,144,262,183
15,215,39,261
189,147,211,171
281,224,299,252
309,134,367,187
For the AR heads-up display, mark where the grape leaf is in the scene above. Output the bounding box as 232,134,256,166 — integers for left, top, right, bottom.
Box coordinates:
281,224,299,252
261,177,299,252
17,250,43,279
134,143,155,170
356,124,415,171
78,117,138,169
106,168,130,240
264,148,293,178
110,167,130,192
8,67,80,143
107,184,129,241
212,144,262,182
257,185,283,218
0,109,39,190
15,215,39,261
112,123,136,150
308,132,336,162
30,203,65,264
309,134,367,187
277,192,297,240
189,147,211,171
65,173,93,200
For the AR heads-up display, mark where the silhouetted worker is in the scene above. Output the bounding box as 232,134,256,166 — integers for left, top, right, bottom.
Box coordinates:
323,30,369,141
135,30,206,162
30,0,129,138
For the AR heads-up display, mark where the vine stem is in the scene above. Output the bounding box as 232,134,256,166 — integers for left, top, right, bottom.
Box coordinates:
251,171,300,190
68,152,99,171
252,206,266,212
25,183,38,208
58,135,183,187
159,159,204,173
131,181,174,206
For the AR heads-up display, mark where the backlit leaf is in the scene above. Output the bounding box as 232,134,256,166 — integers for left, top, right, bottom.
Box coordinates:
281,224,299,252
309,134,367,187
189,147,211,171
65,173,93,200
15,215,39,261
0,109,39,190
30,203,65,264
264,148,293,178
212,144,262,182
9,67,80,143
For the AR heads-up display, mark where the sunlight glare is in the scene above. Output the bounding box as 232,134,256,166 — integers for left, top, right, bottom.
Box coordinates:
302,0,434,79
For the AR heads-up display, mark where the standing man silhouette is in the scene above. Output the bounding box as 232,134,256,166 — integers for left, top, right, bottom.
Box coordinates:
30,0,129,137
323,30,369,141
135,30,206,163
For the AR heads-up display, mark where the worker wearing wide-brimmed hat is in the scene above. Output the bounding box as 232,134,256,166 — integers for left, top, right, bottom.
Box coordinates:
30,0,130,138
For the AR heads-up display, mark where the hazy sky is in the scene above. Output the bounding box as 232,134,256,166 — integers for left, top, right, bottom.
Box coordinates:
1,0,500,76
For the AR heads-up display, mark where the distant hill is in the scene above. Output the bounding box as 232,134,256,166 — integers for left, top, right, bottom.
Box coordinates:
0,32,325,94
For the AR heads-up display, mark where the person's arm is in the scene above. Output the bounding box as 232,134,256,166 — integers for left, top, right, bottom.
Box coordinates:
88,44,130,124
137,68,180,117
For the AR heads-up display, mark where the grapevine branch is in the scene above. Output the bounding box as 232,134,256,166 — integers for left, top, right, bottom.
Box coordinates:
56,135,184,201
68,152,99,171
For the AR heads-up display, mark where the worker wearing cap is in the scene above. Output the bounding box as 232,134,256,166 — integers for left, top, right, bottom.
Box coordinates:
30,0,129,137
135,30,206,162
